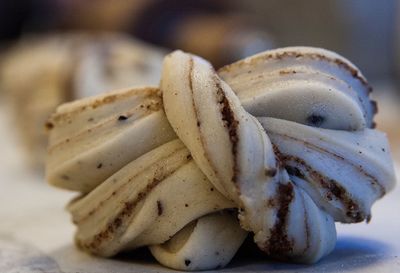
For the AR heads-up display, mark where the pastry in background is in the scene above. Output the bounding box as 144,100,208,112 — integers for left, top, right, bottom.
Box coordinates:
1,34,82,170
0,33,166,171
75,34,165,99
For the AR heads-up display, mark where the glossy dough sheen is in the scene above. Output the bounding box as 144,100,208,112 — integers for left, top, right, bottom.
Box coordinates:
46,47,396,271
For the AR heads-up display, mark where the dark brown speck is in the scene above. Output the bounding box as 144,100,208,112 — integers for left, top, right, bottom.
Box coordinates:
118,115,128,121
157,200,163,216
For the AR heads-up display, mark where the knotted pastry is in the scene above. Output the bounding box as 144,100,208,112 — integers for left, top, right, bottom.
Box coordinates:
46,47,396,271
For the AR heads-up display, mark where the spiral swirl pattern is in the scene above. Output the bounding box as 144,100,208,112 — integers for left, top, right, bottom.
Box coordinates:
46,47,396,271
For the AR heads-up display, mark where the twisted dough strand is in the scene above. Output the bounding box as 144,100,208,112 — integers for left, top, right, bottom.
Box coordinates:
162,51,337,262
218,47,376,130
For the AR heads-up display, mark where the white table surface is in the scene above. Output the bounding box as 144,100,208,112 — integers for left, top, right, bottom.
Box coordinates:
0,101,399,273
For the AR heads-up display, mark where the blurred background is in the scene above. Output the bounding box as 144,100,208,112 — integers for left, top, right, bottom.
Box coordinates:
1,0,399,80
0,0,399,170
